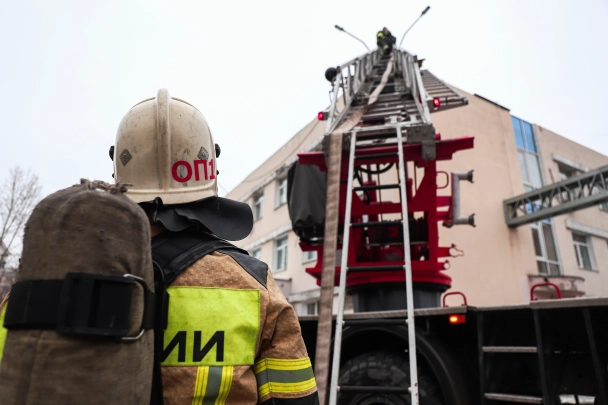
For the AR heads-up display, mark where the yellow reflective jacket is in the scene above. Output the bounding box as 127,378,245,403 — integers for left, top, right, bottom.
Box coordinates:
160,251,318,405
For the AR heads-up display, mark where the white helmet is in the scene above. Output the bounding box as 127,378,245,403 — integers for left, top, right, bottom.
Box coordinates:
113,89,253,240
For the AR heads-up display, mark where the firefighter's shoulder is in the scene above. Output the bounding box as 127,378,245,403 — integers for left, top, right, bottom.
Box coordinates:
186,249,269,289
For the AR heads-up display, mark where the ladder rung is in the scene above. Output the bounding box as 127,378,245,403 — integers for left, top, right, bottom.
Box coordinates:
363,111,405,119
353,184,400,191
347,265,404,273
355,152,398,160
351,221,402,228
339,386,410,394
483,346,537,354
350,123,404,133
484,393,542,404
367,105,407,113
344,319,406,327
356,133,398,141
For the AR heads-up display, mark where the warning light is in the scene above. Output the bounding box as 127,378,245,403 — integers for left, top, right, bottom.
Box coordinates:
433,97,441,108
448,314,466,324
318,111,328,121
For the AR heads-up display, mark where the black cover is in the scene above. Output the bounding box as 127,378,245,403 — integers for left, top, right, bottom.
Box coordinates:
287,162,327,244
143,196,254,242
151,231,268,288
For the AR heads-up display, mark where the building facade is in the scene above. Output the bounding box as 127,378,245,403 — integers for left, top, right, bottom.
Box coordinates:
227,78,608,314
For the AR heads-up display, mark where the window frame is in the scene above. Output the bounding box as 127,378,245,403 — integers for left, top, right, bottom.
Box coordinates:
513,117,543,189
273,234,289,272
305,301,319,315
557,163,579,180
513,116,563,276
302,250,317,264
532,221,561,276
572,233,597,271
275,177,288,208
253,192,264,221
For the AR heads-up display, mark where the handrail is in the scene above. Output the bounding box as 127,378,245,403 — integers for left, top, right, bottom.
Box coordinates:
442,291,468,307
530,282,562,301
325,49,381,133
393,47,431,124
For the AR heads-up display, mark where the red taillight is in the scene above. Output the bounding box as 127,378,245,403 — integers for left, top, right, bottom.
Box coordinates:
318,111,327,120
433,97,441,108
449,314,466,324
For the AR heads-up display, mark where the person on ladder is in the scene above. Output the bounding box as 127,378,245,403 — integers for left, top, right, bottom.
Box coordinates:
112,88,319,405
376,27,396,54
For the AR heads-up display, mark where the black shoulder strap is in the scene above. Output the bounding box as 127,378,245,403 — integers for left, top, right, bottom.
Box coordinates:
151,231,268,288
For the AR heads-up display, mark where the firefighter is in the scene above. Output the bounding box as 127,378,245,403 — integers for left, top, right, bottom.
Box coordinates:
376,27,396,54
113,89,319,405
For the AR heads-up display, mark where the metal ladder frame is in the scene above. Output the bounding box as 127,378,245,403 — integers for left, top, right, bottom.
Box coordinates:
327,124,419,405
319,45,466,405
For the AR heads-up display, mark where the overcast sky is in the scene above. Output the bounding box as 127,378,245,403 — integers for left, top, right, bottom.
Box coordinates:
1,0,607,198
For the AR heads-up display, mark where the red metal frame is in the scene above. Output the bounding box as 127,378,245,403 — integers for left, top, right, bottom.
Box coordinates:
530,282,563,301
299,135,474,290
442,292,468,307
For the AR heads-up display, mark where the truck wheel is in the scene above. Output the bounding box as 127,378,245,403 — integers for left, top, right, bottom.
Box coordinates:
338,351,444,405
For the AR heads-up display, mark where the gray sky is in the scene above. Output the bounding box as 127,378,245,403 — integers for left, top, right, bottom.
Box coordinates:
1,0,607,198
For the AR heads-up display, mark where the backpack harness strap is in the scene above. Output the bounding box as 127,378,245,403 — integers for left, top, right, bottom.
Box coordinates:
3,272,155,340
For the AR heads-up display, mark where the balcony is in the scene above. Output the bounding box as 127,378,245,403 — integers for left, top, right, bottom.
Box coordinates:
528,275,585,300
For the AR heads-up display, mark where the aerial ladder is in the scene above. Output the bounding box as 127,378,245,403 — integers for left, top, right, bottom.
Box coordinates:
285,33,608,405
296,45,471,404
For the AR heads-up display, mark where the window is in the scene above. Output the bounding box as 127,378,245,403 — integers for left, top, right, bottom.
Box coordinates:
302,250,317,263
532,221,560,276
573,233,595,270
306,302,319,315
253,193,264,221
276,178,288,208
513,116,562,275
512,117,543,189
251,247,261,260
559,166,577,181
557,162,581,181
274,235,289,272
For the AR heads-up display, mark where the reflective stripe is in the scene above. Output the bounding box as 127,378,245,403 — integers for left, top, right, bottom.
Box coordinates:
258,378,317,398
192,365,234,405
162,287,260,366
256,367,315,386
0,306,6,368
193,365,209,405
217,365,233,404
254,358,316,397
253,357,312,373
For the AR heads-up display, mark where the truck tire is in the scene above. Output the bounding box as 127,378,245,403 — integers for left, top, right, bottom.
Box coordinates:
338,351,444,405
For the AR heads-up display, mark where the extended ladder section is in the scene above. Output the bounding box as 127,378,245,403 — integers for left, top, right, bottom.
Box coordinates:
503,165,608,227
306,48,471,405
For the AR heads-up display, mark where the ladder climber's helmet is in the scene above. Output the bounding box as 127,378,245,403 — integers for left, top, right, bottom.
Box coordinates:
113,88,254,241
